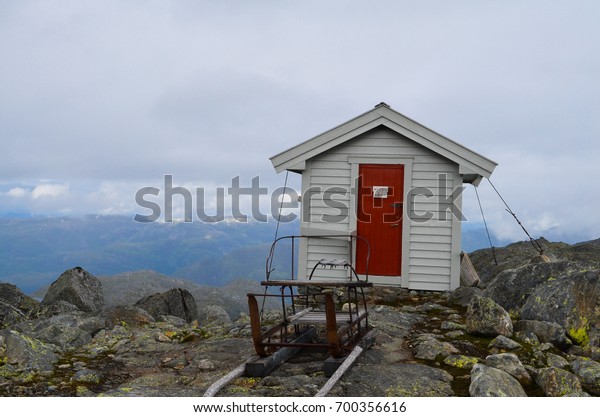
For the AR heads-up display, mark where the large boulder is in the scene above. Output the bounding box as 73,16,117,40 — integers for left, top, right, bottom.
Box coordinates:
0,302,27,328
521,270,600,347
571,358,600,396
2,330,58,372
0,283,39,312
135,288,198,323
469,364,527,397
485,353,531,385
465,297,513,337
41,267,104,314
534,367,583,397
0,283,39,327
13,313,104,350
484,261,584,316
33,300,80,317
513,320,570,348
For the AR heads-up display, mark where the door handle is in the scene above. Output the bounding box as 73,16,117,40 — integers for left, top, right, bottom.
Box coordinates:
391,223,400,227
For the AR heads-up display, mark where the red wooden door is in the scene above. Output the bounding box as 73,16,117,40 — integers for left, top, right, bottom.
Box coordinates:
356,164,404,276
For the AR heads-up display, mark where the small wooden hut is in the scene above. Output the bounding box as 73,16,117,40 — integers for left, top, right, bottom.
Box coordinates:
270,103,497,291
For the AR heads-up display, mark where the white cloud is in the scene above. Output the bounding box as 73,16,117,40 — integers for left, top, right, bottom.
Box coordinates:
7,187,27,198
31,183,69,199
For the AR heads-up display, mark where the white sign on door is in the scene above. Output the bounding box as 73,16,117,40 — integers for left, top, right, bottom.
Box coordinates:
373,186,388,198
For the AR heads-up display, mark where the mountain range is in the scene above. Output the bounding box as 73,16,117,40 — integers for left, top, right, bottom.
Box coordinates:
1,215,510,294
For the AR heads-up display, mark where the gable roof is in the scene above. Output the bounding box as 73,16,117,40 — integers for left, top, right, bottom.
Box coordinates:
270,102,497,184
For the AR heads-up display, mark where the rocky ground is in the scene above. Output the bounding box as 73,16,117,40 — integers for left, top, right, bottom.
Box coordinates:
1,245,600,397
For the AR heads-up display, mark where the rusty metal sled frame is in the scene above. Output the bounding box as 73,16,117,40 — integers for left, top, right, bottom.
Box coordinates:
247,234,373,358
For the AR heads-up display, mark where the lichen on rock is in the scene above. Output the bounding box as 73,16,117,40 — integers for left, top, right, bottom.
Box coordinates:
465,297,513,337
469,364,527,397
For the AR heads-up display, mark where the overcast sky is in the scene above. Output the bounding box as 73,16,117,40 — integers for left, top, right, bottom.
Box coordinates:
1,0,599,243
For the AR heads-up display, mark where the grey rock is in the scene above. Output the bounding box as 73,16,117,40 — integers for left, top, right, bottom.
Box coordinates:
387,368,455,397
443,354,479,369
33,300,81,317
104,306,155,328
535,342,555,351
42,267,104,313
31,321,91,350
135,288,198,323
200,305,232,325
485,353,531,385
75,386,96,397
441,321,466,331
466,297,513,337
343,363,454,397
567,345,585,356
513,320,569,348
0,283,39,326
524,364,539,379
521,270,600,347
587,347,600,361
570,358,600,395
77,316,107,336
535,367,583,397
419,303,450,312
0,283,28,306
546,353,569,369
563,391,591,397
445,330,465,339
589,326,600,349
469,364,527,397
154,332,171,343
72,369,102,384
448,286,483,307
412,335,459,360
532,351,548,368
484,261,583,315
488,335,522,350
196,359,215,371
0,283,39,312
157,315,187,327
514,330,540,346
413,332,445,341
14,311,108,351
3,330,58,372
0,301,27,327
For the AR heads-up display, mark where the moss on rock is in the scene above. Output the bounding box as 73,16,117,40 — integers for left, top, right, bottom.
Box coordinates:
443,355,479,369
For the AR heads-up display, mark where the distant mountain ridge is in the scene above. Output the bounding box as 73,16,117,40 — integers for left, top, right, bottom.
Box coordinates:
0,215,298,293
0,214,576,294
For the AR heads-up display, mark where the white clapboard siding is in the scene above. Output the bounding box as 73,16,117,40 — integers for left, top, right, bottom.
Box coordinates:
300,126,460,289
411,233,452,244
304,236,352,280
408,281,451,291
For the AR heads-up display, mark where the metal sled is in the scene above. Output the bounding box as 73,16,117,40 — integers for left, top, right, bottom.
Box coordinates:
247,234,373,358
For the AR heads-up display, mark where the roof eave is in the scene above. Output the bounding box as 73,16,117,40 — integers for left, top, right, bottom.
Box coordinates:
270,103,498,179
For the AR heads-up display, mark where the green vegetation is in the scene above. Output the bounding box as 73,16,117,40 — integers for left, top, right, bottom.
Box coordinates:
568,318,590,346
